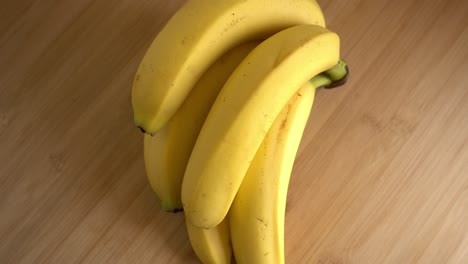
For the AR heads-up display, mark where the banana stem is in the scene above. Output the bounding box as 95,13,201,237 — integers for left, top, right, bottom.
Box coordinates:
310,59,349,89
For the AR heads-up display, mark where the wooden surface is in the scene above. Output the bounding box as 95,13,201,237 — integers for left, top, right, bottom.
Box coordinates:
1,0,468,263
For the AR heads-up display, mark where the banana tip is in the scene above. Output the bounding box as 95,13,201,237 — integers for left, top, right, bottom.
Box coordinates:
138,126,146,133
171,208,184,213
324,65,350,89
137,126,155,136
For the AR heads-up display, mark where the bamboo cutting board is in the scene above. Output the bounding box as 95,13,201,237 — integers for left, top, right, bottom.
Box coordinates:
1,0,467,263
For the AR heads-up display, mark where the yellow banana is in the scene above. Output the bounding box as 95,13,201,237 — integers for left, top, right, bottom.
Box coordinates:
228,61,349,264
143,42,260,212
183,61,348,264
132,0,325,134
229,83,314,264
182,24,340,228
186,217,232,264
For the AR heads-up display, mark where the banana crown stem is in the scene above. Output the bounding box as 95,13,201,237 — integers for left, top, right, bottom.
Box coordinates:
310,59,349,89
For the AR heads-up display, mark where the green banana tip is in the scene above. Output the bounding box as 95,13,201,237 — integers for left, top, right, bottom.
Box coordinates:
319,59,349,90
323,63,349,89
171,208,184,213
136,125,157,136
339,59,348,68
137,126,147,133
160,200,184,213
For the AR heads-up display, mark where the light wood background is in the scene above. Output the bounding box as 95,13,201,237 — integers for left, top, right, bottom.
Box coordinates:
1,0,467,263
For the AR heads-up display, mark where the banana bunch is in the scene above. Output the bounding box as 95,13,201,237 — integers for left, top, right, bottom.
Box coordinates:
133,0,349,263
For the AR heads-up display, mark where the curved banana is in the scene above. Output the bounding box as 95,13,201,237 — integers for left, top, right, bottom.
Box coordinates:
186,217,232,264
228,59,349,263
182,24,340,228
229,83,314,264
132,0,325,134
143,42,260,212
